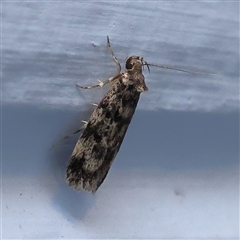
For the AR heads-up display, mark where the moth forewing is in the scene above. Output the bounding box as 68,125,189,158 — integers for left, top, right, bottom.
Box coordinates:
66,48,148,193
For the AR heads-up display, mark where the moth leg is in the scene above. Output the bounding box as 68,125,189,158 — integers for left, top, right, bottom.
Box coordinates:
91,103,98,107
81,120,88,128
76,80,103,89
62,128,82,141
53,126,84,147
76,36,122,90
107,36,121,75
61,120,87,140
76,75,120,89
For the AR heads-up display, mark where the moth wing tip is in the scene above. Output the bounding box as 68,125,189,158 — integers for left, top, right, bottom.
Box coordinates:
66,174,99,193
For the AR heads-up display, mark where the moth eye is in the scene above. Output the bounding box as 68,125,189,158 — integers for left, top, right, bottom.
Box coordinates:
126,62,133,69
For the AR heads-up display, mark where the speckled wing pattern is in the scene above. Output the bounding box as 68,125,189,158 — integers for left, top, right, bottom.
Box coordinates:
66,54,149,193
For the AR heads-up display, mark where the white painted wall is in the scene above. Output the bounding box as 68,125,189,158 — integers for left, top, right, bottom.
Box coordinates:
2,2,239,239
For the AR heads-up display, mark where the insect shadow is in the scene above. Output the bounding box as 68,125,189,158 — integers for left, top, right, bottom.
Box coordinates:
49,106,96,219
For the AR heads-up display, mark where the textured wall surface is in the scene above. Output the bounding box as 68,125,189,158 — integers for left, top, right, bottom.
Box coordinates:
2,2,239,239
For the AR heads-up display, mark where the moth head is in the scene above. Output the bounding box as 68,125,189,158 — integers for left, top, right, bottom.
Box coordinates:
125,56,149,92
125,56,150,73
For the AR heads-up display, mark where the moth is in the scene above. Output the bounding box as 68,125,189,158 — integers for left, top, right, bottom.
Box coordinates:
66,36,210,193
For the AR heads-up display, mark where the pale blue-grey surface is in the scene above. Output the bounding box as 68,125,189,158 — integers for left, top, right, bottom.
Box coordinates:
2,1,239,239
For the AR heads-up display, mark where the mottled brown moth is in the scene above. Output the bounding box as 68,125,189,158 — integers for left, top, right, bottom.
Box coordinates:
66,36,212,193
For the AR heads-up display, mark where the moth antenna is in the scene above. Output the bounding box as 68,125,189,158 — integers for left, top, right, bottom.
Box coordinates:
145,63,216,75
